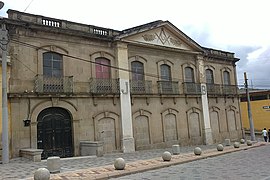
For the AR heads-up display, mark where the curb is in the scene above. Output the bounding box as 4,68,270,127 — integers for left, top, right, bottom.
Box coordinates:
99,143,265,179
45,142,267,180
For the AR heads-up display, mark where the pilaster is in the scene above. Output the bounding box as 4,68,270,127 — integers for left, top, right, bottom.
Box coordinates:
197,55,213,145
115,42,135,153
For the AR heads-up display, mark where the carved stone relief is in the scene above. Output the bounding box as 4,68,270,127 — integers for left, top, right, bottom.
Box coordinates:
141,28,182,48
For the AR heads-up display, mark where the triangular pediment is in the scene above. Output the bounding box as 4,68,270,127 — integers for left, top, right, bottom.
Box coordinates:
117,21,203,52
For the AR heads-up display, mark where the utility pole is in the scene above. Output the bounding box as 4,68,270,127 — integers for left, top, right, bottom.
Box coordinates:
0,1,9,163
244,72,255,141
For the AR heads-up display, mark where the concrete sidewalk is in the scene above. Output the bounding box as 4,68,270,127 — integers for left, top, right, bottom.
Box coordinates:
23,141,266,180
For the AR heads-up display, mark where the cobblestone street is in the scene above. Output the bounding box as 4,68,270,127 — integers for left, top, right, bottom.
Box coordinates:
0,142,267,179
114,144,270,180
1,144,217,179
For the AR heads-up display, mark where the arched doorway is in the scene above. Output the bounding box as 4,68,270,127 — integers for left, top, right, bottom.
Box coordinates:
37,107,73,159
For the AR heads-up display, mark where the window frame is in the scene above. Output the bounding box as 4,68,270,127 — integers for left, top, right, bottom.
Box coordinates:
131,61,144,81
43,52,63,77
223,70,231,85
184,67,195,83
206,69,214,84
95,57,111,79
160,64,172,81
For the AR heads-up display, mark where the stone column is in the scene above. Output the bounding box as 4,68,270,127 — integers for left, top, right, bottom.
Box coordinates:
115,42,135,153
197,55,213,145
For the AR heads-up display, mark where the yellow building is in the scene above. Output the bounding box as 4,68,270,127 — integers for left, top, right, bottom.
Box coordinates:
240,90,270,132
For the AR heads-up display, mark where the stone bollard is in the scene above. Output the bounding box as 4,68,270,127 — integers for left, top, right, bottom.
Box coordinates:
233,142,240,148
225,139,231,146
194,147,202,155
172,145,180,155
114,158,126,170
247,140,252,146
47,156,61,173
162,151,172,161
217,144,224,151
240,139,245,144
34,168,50,180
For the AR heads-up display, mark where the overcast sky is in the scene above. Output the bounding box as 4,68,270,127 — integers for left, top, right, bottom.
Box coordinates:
1,0,270,89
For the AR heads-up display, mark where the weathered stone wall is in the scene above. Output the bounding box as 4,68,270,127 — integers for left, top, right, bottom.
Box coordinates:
7,10,242,158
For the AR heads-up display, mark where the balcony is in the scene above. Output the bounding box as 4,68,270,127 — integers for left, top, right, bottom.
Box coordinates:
206,84,222,95
183,82,202,95
157,81,179,95
130,80,152,94
35,75,73,94
89,78,119,94
221,85,238,95
206,84,238,96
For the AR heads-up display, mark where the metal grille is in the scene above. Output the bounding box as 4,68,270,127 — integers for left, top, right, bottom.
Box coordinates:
130,80,152,94
221,85,238,95
35,75,73,93
157,81,179,94
206,84,222,95
183,82,202,95
89,78,119,94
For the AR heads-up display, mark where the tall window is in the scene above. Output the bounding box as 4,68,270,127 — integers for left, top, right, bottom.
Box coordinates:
185,67,194,82
131,61,145,93
95,58,110,79
223,71,230,85
42,52,63,93
160,64,171,81
131,61,144,81
159,64,172,93
206,69,214,84
43,52,63,77
94,58,112,93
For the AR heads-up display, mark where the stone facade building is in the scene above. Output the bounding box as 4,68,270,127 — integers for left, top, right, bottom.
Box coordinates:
3,10,242,159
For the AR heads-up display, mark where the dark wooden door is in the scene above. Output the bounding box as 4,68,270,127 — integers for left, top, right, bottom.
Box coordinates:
37,107,73,159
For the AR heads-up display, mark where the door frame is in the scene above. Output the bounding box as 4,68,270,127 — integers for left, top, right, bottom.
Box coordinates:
37,107,74,159
29,100,78,154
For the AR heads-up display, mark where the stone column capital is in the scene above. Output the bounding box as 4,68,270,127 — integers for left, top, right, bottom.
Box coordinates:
115,41,128,49
196,54,204,60
196,57,205,83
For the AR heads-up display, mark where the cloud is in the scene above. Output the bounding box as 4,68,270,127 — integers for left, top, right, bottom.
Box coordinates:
182,24,213,48
183,25,269,89
2,0,270,90
240,46,270,89
231,46,261,68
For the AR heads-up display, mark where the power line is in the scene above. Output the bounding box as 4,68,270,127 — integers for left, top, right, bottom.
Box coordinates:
9,27,270,63
10,39,183,82
11,39,257,87
23,34,270,63
11,54,36,75
238,78,270,81
13,39,270,87
24,0,35,12
19,34,270,63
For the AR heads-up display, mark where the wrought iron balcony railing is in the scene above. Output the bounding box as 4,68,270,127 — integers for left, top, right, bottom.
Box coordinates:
183,82,202,95
89,78,119,94
157,81,179,95
130,80,153,94
221,85,238,95
206,84,238,96
206,84,222,95
35,75,73,93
